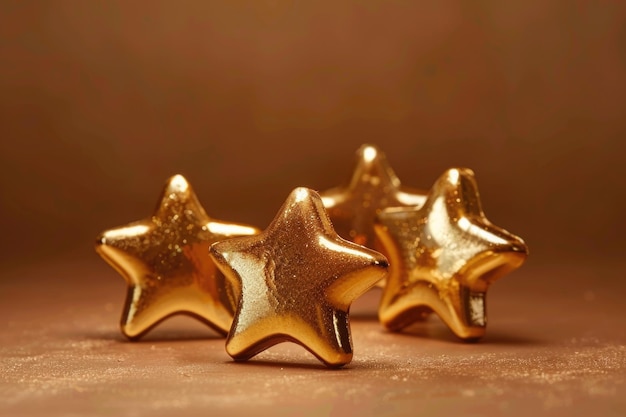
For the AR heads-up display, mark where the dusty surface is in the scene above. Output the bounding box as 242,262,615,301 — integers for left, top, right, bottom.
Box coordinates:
1,258,624,417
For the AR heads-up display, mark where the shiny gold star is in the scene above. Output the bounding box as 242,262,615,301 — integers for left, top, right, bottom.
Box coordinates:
209,187,388,367
96,175,260,340
374,168,528,340
321,144,426,252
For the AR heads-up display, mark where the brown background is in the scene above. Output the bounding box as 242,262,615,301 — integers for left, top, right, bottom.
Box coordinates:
1,0,625,268
1,2,625,417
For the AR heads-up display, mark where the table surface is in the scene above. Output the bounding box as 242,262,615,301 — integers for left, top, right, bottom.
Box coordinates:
1,256,624,417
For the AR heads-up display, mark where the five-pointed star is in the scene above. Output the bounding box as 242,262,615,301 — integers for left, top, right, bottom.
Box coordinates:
96,175,260,340
209,187,388,367
374,168,528,340
320,144,426,252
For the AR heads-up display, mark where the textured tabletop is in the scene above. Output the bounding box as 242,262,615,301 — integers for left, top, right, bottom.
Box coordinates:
1,257,624,417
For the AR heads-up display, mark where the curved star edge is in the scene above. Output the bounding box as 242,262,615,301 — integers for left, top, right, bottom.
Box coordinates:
375,167,529,341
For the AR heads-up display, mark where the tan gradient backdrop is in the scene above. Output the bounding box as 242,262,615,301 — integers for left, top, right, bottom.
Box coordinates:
1,1,625,270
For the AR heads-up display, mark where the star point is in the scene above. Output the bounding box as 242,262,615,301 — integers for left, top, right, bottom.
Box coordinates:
209,187,388,367
375,168,528,340
321,144,426,252
95,175,260,340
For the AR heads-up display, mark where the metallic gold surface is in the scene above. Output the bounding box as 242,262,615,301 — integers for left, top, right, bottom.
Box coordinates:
95,175,260,340
209,187,388,367
375,168,528,340
320,144,427,252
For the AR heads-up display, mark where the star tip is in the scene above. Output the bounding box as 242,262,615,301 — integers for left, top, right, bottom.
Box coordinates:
94,228,118,250
376,257,390,269
456,167,474,174
369,251,389,268
317,350,352,368
291,187,318,202
207,241,221,256
209,241,233,264
513,237,530,257
121,329,142,342
443,167,474,183
169,173,188,182
358,143,381,152
358,144,383,163
324,361,349,369
224,344,249,361
95,234,107,248
165,174,191,193
459,334,484,343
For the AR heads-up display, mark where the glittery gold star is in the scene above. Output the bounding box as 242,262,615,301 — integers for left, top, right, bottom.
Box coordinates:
321,144,426,251
209,187,388,367
96,175,260,340
374,168,528,340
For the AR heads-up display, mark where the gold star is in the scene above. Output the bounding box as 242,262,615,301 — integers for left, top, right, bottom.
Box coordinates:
374,168,528,340
209,187,388,367
95,175,260,340
321,144,426,251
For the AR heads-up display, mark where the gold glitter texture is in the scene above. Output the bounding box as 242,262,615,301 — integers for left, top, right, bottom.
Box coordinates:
96,175,260,340
210,187,388,367
321,144,426,251
375,168,528,340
